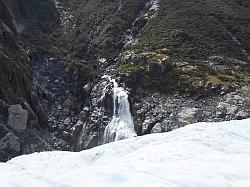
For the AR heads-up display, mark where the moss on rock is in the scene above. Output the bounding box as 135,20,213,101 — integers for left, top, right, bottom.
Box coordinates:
118,49,249,96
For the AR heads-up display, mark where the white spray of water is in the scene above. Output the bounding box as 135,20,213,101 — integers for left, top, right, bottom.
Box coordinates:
103,76,136,143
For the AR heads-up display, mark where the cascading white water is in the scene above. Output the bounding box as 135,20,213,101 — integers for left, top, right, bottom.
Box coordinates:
103,76,136,143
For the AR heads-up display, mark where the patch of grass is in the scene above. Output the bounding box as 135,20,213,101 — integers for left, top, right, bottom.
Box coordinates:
218,74,237,82
119,49,249,96
207,75,223,84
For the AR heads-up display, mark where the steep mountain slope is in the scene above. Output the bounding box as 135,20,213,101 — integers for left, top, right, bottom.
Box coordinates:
118,0,250,94
136,0,250,60
0,0,59,161
64,0,148,60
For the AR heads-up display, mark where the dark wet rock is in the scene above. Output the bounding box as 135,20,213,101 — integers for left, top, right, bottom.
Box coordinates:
62,131,72,141
29,92,48,129
0,100,9,123
132,54,148,65
141,117,157,135
149,56,174,74
0,132,21,152
0,126,21,162
84,132,99,149
130,86,250,136
0,122,17,161
79,107,89,120
235,111,249,120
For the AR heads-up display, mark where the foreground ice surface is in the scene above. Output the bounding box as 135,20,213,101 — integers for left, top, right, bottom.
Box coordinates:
1,119,250,187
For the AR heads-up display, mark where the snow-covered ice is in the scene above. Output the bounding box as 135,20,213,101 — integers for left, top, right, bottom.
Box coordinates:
0,119,250,187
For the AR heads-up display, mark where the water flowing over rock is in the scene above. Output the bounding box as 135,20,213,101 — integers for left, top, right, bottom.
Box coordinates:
103,76,136,143
124,0,160,46
53,0,73,31
76,120,84,150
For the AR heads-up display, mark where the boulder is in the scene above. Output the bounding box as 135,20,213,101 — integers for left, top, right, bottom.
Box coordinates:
178,107,198,125
151,123,162,133
7,105,28,131
235,111,249,120
63,117,71,125
227,106,239,116
142,117,157,134
217,102,239,117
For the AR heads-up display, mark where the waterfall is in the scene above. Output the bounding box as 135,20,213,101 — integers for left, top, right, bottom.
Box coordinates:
103,76,136,144
77,125,83,151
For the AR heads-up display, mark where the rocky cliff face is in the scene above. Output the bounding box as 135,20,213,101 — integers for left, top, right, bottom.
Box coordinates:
0,0,58,161
0,0,249,161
